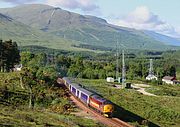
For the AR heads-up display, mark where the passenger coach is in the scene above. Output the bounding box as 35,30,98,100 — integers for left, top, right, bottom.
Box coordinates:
62,77,114,117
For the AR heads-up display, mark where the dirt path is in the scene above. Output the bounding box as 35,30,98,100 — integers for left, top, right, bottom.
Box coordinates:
132,84,157,96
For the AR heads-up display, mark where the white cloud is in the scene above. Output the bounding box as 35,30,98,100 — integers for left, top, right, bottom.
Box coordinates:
110,6,180,38
46,0,99,12
1,0,36,4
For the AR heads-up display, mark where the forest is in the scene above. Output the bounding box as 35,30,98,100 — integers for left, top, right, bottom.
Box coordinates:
18,45,180,82
55,51,179,82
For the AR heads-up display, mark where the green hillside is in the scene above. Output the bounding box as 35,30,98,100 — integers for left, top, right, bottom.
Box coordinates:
52,26,172,50
76,79,180,127
0,72,104,127
0,13,41,40
0,13,89,51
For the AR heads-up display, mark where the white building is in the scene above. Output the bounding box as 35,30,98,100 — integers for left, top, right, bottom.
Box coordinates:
106,77,114,82
162,76,176,84
146,74,158,80
14,64,22,71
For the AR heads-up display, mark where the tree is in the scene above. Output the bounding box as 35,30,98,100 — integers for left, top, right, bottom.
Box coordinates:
20,67,36,108
0,40,20,72
0,40,3,71
56,55,71,77
169,66,176,77
20,52,35,66
36,66,57,85
98,69,106,79
67,65,80,77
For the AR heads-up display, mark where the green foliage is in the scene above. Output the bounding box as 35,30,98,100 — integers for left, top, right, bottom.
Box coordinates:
0,50,108,126
51,49,180,82
0,72,104,127
146,84,180,97
0,106,103,127
72,44,113,51
66,57,115,79
36,66,57,84
76,79,180,127
0,39,20,72
20,45,179,81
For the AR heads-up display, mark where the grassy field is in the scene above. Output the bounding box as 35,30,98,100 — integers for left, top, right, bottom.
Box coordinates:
0,106,100,127
146,84,180,97
0,73,105,127
176,72,180,80
76,79,180,127
0,106,105,127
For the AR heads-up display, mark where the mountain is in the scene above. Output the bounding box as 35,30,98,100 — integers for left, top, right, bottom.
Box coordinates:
0,12,80,51
0,4,108,31
144,31,180,46
0,12,40,40
0,4,179,51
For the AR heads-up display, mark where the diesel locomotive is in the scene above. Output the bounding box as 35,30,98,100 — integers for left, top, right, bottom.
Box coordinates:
62,77,114,117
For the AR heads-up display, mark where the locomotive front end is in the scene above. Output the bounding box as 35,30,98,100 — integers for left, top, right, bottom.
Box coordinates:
103,104,114,117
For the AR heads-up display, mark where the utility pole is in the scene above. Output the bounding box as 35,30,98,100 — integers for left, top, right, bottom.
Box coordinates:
149,59,154,76
122,50,126,88
116,40,119,81
146,59,157,80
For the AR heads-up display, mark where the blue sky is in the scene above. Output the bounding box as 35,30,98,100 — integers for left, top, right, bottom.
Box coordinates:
0,0,180,37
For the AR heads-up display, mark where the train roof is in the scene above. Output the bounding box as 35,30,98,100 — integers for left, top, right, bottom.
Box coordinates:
63,77,72,83
62,77,70,81
91,95,107,103
70,83,81,89
78,87,95,96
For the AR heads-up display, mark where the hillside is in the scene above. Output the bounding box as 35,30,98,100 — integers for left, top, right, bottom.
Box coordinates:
144,31,180,46
0,4,112,31
0,12,83,51
0,72,104,127
76,79,180,127
0,4,178,51
0,13,41,40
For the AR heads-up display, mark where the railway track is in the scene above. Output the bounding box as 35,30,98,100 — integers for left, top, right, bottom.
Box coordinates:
57,78,132,127
70,95,132,127
111,118,132,127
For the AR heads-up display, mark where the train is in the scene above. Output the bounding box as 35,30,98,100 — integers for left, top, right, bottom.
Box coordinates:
62,77,114,117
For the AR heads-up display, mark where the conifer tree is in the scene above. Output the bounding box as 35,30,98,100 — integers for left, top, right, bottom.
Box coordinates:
0,39,20,72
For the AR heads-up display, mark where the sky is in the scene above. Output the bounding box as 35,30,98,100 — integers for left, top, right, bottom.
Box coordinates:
0,0,180,38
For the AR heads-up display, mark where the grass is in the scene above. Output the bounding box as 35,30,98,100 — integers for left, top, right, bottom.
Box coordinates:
0,106,104,127
146,84,180,97
76,79,180,127
176,72,180,80
0,72,105,127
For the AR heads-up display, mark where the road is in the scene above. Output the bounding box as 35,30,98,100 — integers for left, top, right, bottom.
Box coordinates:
132,84,157,96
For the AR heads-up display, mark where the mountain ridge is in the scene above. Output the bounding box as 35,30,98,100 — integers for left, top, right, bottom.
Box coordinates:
0,4,179,51
144,30,180,46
